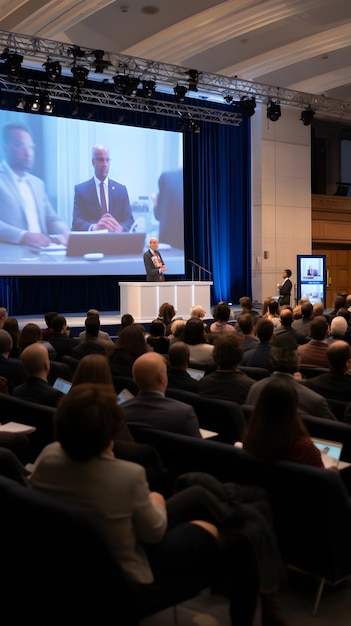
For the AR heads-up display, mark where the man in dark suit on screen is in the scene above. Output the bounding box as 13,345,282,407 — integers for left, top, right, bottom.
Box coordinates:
143,237,168,281
72,144,134,232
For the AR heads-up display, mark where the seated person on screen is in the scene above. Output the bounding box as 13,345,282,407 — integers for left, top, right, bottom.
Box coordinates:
72,144,134,233
0,123,69,248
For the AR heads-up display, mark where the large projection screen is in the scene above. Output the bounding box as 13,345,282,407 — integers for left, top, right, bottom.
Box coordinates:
0,110,185,276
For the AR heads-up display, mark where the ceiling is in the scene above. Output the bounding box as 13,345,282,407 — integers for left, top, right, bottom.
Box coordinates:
1,0,351,118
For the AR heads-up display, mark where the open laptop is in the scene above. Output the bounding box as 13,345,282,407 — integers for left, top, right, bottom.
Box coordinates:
312,437,343,468
66,232,145,257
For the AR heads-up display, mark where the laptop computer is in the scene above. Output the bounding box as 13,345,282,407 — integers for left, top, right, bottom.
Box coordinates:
312,437,343,468
66,232,145,257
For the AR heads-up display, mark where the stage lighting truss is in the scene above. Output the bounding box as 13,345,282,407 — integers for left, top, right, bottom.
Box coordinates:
2,29,351,122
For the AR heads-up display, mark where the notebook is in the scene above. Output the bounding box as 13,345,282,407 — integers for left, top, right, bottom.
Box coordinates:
66,232,145,257
312,437,343,468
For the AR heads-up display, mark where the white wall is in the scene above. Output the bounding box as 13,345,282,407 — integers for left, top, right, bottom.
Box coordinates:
250,104,312,306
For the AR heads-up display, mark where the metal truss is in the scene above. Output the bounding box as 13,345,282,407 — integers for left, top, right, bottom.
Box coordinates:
1,29,351,122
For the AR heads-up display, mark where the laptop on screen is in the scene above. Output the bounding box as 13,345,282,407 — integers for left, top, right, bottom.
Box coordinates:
66,232,145,257
312,437,343,468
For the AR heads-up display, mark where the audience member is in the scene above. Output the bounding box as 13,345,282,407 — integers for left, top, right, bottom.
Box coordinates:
292,301,313,338
240,319,275,372
327,316,348,344
297,315,329,368
156,302,176,336
313,302,324,317
49,315,77,360
78,309,113,343
73,318,108,360
168,318,186,344
167,342,200,392
300,340,351,402
245,336,336,420
30,383,266,626
0,306,8,328
198,334,255,404
41,311,58,340
236,297,260,324
261,297,273,319
264,300,281,330
332,308,351,345
182,317,215,366
18,322,56,358
121,352,202,438
119,313,134,331
274,308,307,345
107,324,148,377
13,342,63,407
210,302,236,334
3,317,20,358
328,294,347,324
244,378,323,468
146,320,170,355
0,328,26,392
189,304,209,332
235,314,259,352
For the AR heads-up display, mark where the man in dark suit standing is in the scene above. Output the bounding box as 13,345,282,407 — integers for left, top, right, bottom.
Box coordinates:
72,144,134,232
277,269,292,306
143,237,168,281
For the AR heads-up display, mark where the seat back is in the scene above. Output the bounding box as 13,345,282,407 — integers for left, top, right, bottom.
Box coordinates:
238,366,271,380
298,366,329,379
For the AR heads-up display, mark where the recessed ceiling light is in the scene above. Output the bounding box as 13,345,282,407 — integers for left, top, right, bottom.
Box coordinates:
141,6,160,15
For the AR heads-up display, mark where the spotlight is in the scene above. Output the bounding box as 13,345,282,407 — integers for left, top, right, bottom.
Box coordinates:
241,95,256,117
189,120,201,134
16,96,26,110
224,94,233,104
30,93,41,112
174,84,188,103
43,94,54,113
113,74,139,96
188,69,199,91
141,80,156,98
71,65,89,87
1,49,23,75
43,60,61,82
300,106,314,126
91,50,112,73
267,99,281,122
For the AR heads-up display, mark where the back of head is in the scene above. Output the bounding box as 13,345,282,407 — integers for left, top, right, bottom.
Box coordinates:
313,302,324,316
327,340,351,372
85,316,100,338
149,319,166,337
0,328,13,354
19,323,42,349
213,302,231,322
237,313,254,335
0,307,8,327
189,304,206,319
270,337,299,373
212,333,243,369
3,317,19,341
301,301,313,319
132,352,167,392
279,308,293,328
333,295,347,312
87,308,100,320
158,302,176,324
335,307,350,323
310,315,328,340
120,313,134,329
330,316,347,338
114,324,147,357
72,354,114,387
239,296,252,311
44,311,58,327
170,318,186,339
51,315,67,334
55,383,123,461
183,317,206,345
268,300,279,316
256,318,274,342
168,341,190,369
20,342,49,377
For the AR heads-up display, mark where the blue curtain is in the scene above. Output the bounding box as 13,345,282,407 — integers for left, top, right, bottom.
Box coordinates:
0,94,251,315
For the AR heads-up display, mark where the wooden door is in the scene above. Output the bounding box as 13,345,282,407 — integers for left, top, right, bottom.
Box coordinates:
312,245,351,308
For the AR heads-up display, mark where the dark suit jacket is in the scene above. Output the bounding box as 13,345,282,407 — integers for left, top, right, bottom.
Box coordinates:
72,178,134,232
120,391,201,437
49,335,78,361
13,377,63,407
278,279,292,305
154,169,184,249
301,372,351,402
0,355,26,392
143,248,165,282
240,342,274,372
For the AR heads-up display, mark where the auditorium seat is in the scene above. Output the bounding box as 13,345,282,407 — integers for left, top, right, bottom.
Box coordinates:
238,366,271,380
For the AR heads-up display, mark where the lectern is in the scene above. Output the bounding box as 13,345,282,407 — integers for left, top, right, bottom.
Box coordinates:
119,281,213,322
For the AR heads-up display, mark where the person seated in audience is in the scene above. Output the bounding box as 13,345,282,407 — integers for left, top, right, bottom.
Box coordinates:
245,335,336,420
263,300,281,330
30,383,269,626
12,342,64,407
18,322,56,358
236,297,260,325
0,329,26,392
182,317,215,366
261,297,273,319
300,340,351,403
190,304,209,333
0,306,8,328
41,311,58,340
331,308,351,345
49,315,78,361
240,319,275,372
210,302,236,334
121,352,202,438
78,308,113,343
297,315,329,368
73,317,111,359
292,296,310,320
327,316,348,344
292,301,314,338
244,378,324,468
328,294,347,325
274,308,307,345
198,333,255,404
107,323,148,378
313,302,324,317
235,314,259,352
156,302,176,336
3,317,20,358
146,320,170,355
119,313,135,332
167,341,200,392
168,318,186,344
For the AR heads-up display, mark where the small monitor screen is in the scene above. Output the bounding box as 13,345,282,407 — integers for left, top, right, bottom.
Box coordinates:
297,255,326,305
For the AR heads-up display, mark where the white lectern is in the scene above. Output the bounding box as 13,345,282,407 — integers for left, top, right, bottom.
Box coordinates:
119,281,213,322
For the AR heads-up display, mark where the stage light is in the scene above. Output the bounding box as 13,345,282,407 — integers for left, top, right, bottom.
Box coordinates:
1,49,23,75
91,50,112,73
224,94,233,104
43,94,54,113
71,65,89,87
300,106,314,126
113,74,139,96
43,60,61,82
30,93,41,112
16,96,26,110
141,80,156,98
241,95,256,117
174,84,187,103
267,99,281,122
188,69,199,91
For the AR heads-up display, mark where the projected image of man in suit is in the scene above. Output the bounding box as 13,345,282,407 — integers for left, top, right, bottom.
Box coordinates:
72,144,134,233
0,123,69,248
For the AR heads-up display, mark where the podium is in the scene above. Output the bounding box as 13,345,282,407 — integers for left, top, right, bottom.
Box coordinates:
119,281,213,322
